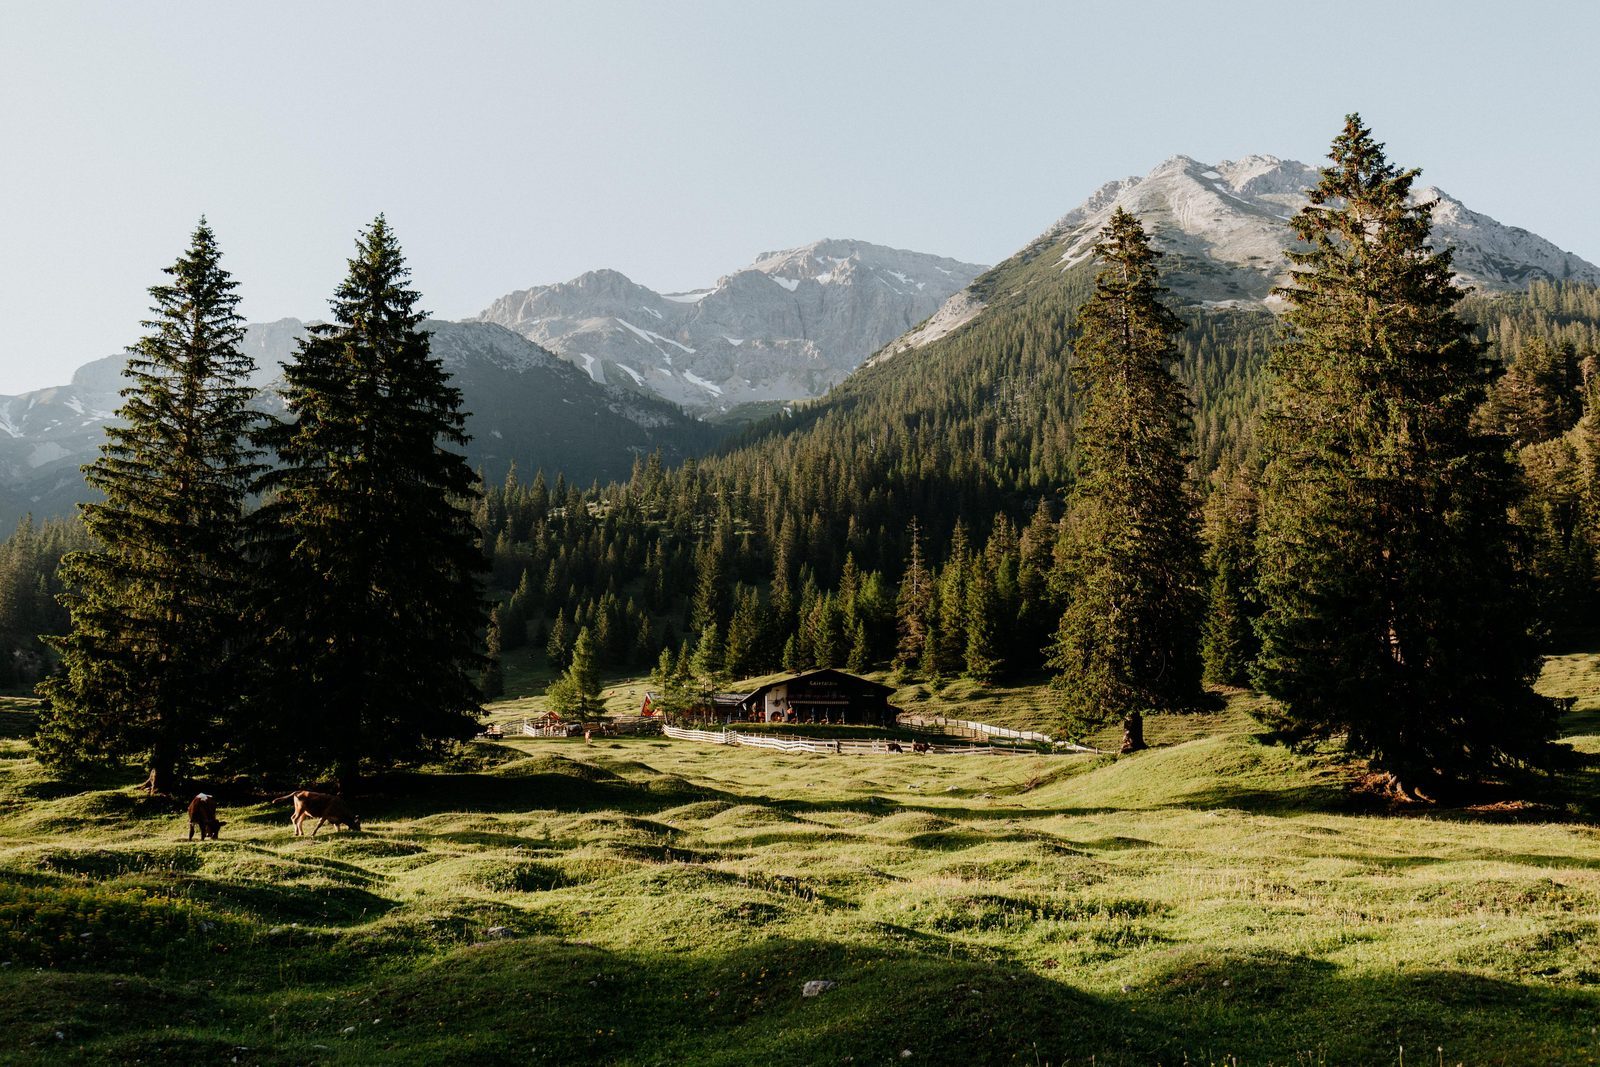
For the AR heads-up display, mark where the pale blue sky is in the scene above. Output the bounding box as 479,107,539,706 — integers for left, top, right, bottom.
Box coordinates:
2,0,1595,393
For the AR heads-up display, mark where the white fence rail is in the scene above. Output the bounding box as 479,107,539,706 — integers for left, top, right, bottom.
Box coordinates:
660,723,1034,756
896,714,1104,754
522,725,576,738
519,717,662,739
662,725,730,745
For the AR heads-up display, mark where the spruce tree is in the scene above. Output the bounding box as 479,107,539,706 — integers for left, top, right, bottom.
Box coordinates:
481,605,506,700
548,626,604,724
723,585,763,680
649,646,694,720
255,216,486,792
1015,500,1058,670
933,522,972,675
963,567,1003,684
893,519,933,673
1200,462,1260,687
38,221,261,793
689,622,729,708
546,608,573,671
1477,338,1582,450
691,526,729,633
1253,116,1555,793
1048,208,1203,742
846,619,872,674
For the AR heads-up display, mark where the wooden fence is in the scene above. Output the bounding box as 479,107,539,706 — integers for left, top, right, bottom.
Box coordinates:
660,723,1035,756
896,714,1103,754
521,721,579,738
518,717,662,739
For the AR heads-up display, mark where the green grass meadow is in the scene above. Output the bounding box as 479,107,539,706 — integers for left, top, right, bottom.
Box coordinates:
3,654,1600,1063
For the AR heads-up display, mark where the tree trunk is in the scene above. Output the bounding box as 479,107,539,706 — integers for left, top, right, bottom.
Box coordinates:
143,764,179,796
1119,711,1147,754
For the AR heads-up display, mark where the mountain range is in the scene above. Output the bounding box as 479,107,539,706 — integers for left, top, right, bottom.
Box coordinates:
5,151,1598,530
474,239,985,415
0,320,715,527
879,154,1600,360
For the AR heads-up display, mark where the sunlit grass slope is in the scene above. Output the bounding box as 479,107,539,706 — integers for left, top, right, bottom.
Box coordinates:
1,655,1600,1063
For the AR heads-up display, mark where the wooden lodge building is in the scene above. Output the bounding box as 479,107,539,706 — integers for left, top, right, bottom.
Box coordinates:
734,669,895,727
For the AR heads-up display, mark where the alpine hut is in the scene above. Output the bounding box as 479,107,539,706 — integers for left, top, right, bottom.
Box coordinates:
736,668,895,727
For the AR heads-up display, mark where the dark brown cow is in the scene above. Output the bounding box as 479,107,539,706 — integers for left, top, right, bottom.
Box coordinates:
187,794,225,840
273,790,362,836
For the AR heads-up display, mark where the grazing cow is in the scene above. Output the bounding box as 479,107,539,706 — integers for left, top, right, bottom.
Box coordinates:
273,790,361,836
886,742,904,753
187,794,225,840
912,741,931,754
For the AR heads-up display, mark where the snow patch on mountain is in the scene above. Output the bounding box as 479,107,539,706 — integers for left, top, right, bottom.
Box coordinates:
878,152,1600,364
1043,154,1600,301
682,370,724,396
476,239,985,414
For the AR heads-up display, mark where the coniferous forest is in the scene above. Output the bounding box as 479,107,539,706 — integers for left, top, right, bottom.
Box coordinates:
26,218,484,795
14,4,1600,1060
4,117,1600,798
465,118,1600,793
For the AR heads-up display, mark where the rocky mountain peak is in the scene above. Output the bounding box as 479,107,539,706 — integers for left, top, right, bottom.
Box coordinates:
885,151,1600,360
475,239,985,414
1043,152,1600,301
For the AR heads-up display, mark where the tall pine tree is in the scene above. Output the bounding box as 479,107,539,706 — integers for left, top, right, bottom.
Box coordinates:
547,626,604,724
893,519,933,674
1253,116,1555,794
256,216,486,792
1200,461,1261,687
1048,208,1203,745
38,221,262,793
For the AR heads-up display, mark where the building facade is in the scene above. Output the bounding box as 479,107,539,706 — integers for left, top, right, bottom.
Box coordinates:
735,669,895,727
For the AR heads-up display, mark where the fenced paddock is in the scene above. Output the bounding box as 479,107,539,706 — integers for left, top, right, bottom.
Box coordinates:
896,714,1103,754
516,717,662,739
661,722,1041,756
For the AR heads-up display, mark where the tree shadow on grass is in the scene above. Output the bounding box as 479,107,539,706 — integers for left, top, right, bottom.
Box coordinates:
766,795,1128,821
0,705,39,740
146,873,397,927
359,766,728,821
53,936,1600,1066
1124,947,1600,1065
1144,779,1360,816
265,934,1167,1066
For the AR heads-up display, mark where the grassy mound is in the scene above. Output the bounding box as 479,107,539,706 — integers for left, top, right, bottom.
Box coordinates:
2,672,1600,1062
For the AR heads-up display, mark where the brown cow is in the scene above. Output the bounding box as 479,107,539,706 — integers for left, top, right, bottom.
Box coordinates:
273,790,361,836
187,794,225,840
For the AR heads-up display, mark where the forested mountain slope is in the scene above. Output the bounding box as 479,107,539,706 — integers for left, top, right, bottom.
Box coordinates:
481,217,1600,692
0,320,719,528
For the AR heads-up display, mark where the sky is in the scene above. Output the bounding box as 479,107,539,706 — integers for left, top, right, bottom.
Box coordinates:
2,0,1597,394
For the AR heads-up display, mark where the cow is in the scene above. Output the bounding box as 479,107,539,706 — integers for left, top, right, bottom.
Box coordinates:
273,790,362,836
187,794,225,840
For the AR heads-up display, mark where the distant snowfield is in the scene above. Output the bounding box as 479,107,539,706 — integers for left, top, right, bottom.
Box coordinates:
682,370,724,395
